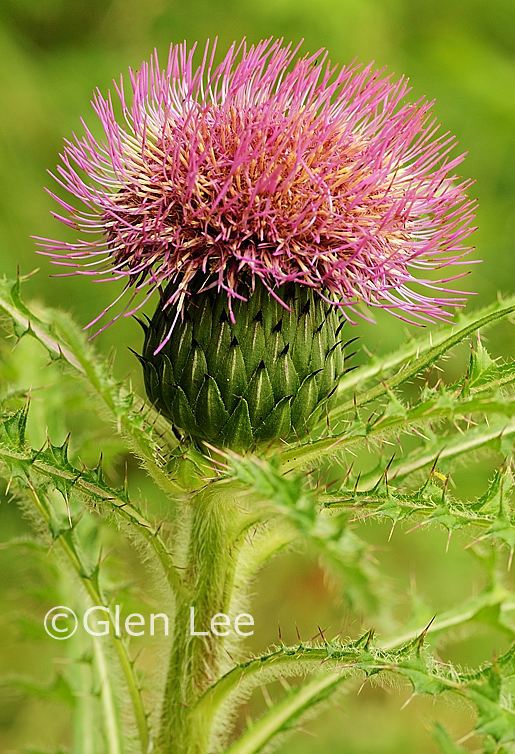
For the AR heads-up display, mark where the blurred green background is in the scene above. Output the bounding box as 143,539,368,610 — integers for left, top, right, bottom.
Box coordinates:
1,0,514,752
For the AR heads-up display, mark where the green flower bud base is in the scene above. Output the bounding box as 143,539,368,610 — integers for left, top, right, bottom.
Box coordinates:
140,279,347,452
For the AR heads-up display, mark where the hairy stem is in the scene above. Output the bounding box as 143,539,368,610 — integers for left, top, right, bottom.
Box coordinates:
223,672,345,754
28,485,151,754
158,481,251,754
93,630,124,754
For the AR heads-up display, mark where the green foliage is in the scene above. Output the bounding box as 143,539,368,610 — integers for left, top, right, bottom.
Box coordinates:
202,634,515,754
1,275,515,754
0,275,181,493
2,1,515,750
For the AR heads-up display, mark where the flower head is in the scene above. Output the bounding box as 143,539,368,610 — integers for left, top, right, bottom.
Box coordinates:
37,38,476,339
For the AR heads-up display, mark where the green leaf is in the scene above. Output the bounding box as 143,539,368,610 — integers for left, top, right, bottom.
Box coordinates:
0,404,28,446
0,407,182,598
430,722,469,753
199,633,515,754
371,418,515,484
223,673,344,754
331,295,515,417
0,275,182,494
229,455,383,612
462,338,501,393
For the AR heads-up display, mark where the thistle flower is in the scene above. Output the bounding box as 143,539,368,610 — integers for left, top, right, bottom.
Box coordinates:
37,39,477,451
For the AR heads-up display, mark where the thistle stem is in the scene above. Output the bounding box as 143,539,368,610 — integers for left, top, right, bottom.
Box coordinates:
27,485,147,753
158,482,249,754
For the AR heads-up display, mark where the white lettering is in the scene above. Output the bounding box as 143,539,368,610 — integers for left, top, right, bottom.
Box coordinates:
234,613,254,636
84,606,110,636
125,613,145,636
190,606,209,635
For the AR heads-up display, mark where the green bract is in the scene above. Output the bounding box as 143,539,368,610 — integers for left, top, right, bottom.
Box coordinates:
139,280,347,452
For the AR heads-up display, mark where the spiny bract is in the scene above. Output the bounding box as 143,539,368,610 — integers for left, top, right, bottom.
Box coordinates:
140,279,346,452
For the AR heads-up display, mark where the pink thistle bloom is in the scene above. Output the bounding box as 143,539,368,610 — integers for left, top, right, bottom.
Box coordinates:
36,38,477,337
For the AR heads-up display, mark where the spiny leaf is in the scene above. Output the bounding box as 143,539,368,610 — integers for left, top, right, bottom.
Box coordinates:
381,584,515,650
0,404,34,481
200,633,515,754
0,409,182,596
0,404,28,447
329,295,515,420
39,436,77,505
465,338,501,392
229,454,384,611
24,484,150,754
0,275,183,494
280,381,515,473
366,418,515,484
223,673,344,754
322,464,515,550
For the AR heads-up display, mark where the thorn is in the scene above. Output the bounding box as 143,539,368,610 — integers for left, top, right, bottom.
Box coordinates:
464,534,487,549
342,461,355,486
310,625,329,642
384,454,396,475
98,546,115,567
406,520,430,534
295,725,317,738
417,615,436,652
400,693,414,710
65,497,73,528
342,336,359,349
278,676,291,692
261,684,273,709
456,730,475,746
428,454,442,481
47,539,57,556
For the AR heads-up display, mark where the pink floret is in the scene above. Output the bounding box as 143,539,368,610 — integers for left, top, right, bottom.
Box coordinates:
35,38,477,335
